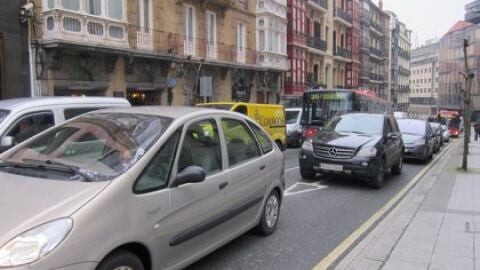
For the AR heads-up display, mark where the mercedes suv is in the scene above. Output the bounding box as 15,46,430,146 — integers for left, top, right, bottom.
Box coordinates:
299,113,404,188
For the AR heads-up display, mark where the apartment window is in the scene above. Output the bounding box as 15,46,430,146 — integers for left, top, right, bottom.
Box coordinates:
237,22,246,62
62,0,80,11
85,0,102,15
107,0,123,20
139,0,152,32
48,0,55,9
184,5,196,55
206,11,217,58
259,30,265,50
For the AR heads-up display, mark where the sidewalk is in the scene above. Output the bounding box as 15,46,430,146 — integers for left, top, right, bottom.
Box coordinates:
335,134,480,270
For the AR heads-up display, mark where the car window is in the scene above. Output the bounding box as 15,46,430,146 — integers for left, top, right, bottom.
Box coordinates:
178,119,222,175
134,131,180,194
247,120,273,154
7,112,54,144
221,118,260,167
64,107,104,120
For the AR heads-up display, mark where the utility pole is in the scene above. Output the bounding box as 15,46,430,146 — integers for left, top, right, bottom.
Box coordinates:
461,38,474,171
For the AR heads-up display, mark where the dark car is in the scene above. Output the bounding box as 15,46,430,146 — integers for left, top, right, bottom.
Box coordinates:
299,113,404,189
429,122,443,151
397,119,435,163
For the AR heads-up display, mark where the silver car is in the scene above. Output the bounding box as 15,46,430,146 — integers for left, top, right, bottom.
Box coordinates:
0,107,284,270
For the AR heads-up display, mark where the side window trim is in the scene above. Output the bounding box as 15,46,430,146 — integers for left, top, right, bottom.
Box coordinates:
246,119,273,155
133,129,181,194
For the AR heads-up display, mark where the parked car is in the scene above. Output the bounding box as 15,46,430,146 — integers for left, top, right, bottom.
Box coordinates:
441,124,450,142
0,107,284,270
285,107,304,146
299,113,404,189
196,102,287,150
0,97,131,153
429,122,443,150
397,119,435,163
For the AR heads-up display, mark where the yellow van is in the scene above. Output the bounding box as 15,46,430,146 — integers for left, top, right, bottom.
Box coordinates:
196,102,287,150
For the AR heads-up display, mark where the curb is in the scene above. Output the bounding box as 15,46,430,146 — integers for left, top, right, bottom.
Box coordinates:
312,139,459,270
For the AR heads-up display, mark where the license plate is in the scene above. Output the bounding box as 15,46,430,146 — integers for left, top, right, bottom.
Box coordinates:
320,163,343,172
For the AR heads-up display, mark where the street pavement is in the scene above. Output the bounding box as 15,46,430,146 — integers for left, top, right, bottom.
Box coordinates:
186,145,431,270
336,134,480,270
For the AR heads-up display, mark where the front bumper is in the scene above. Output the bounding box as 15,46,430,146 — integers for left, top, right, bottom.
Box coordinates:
404,144,427,160
299,150,381,178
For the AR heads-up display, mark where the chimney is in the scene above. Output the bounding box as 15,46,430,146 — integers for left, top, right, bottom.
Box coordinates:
379,0,383,10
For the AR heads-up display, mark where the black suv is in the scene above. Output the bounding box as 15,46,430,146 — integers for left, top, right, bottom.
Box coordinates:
299,113,404,188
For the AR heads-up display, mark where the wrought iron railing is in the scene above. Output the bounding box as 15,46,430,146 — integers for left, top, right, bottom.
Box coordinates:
334,47,352,58
335,8,353,24
307,36,327,51
310,0,328,10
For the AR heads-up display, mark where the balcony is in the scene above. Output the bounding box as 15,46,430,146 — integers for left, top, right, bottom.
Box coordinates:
399,66,411,76
335,8,353,26
397,85,410,92
398,48,410,59
369,47,383,59
178,0,235,8
126,29,257,65
307,36,327,52
334,47,352,59
42,8,128,48
309,0,328,11
369,72,384,82
257,52,288,70
370,20,384,35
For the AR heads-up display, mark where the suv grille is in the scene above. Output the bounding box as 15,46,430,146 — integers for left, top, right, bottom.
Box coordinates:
314,144,356,159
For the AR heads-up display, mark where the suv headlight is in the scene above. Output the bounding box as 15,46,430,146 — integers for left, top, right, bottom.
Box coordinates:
0,218,73,267
356,147,377,158
301,140,313,152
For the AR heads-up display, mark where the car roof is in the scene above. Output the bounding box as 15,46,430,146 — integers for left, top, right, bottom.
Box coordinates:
89,106,241,119
0,97,130,111
286,107,302,111
397,118,426,123
342,112,385,118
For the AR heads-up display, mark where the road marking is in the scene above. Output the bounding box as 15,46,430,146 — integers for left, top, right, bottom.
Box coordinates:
313,140,458,270
286,166,300,172
284,182,328,197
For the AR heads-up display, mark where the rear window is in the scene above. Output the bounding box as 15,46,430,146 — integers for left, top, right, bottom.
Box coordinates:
0,109,10,124
397,120,426,136
64,107,104,120
286,110,300,124
196,104,233,111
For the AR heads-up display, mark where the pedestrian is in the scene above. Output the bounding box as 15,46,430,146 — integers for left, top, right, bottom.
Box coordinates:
475,120,480,141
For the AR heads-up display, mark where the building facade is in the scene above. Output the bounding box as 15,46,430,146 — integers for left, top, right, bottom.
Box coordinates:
358,0,389,99
409,39,439,116
387,11,411,111
438,20,480,120
33,0,286,105
283,0,356,105
0,0,31,99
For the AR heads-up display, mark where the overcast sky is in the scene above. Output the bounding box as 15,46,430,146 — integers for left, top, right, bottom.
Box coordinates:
382,0,471,48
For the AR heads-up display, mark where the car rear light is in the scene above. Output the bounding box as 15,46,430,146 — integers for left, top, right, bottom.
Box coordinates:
303,127,318,139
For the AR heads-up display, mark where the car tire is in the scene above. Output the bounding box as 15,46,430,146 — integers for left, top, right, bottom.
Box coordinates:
391,155,403,175
300,166,316,180
96,250,144,270
255,190,281,236
369,159,385,189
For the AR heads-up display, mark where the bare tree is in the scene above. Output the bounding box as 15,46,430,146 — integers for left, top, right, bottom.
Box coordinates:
461,38,474,171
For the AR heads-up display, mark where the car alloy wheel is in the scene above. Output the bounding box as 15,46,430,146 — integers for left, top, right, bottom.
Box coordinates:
265,194,280,229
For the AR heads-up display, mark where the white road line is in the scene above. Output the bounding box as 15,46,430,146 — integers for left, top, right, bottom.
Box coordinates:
284,182,328,197
285,166,300,172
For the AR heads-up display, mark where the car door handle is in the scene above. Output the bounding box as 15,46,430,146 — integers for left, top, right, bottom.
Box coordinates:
219,182,229,190
259,165,266,170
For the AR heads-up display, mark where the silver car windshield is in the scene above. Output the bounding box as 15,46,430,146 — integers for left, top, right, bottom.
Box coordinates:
1,113,173,181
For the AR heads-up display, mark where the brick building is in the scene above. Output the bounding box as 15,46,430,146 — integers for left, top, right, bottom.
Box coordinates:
32,0,286,105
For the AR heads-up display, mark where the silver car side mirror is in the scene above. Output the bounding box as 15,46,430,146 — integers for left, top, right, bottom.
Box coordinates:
0,136,14,147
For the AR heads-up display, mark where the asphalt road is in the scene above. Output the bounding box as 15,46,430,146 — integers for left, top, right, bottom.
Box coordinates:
186,147,427,270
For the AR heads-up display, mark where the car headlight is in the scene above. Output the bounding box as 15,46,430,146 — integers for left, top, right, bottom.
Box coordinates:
356,147,377,158
414,139,426,145
0,218,73,267
301,140,313,152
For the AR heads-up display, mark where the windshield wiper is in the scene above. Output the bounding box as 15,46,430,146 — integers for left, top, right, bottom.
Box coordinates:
337,130,365,135
21,159,94,182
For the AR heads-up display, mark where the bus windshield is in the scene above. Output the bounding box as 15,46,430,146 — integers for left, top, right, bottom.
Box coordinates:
303,91,354,127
